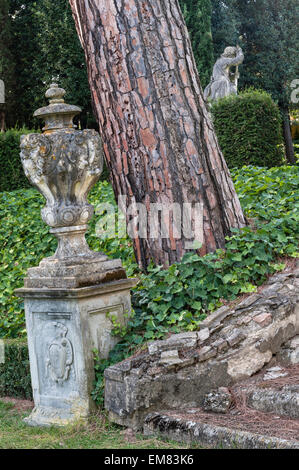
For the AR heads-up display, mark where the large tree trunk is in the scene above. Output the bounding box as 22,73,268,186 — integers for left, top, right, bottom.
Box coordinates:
0,109,5,132
281,108,296,164
70,0,246,269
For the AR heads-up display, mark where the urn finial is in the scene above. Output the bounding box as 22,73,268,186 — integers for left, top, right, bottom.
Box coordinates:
33,82,82,133
45,83,66,104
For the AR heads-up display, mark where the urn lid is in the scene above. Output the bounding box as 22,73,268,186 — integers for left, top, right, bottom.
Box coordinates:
34,83,82,133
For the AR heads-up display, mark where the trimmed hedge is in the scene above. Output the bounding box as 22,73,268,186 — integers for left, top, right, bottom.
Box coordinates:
0,339,32,400
0,128,37,192
211,89,285,168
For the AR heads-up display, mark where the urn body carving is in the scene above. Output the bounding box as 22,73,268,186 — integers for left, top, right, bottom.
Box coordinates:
20,130,103,228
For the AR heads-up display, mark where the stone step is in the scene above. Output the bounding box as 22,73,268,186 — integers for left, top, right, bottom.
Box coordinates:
247,386,299,419
144,411,299,449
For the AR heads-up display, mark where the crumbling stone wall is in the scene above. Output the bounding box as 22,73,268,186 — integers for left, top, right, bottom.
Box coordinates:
105,267,299,430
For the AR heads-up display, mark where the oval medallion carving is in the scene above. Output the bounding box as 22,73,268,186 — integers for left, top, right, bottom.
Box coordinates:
47,322,73,384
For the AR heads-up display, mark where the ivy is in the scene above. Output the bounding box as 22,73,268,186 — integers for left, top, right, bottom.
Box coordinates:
0,165,298,406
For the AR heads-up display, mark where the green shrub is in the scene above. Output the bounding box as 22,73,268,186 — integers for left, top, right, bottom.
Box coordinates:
0,339,32,399
0,128,37,192
211,89,285,168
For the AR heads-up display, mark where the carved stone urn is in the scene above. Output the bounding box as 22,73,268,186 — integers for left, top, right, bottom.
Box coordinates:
16,85,136,427
19,83,126,288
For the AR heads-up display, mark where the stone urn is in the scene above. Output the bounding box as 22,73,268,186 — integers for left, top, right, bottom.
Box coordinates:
20,83,126,288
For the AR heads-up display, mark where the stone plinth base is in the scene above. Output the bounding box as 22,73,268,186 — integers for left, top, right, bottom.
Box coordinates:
16,278,136,427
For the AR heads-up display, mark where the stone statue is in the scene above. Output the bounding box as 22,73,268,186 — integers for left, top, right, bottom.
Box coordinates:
204,46,244,101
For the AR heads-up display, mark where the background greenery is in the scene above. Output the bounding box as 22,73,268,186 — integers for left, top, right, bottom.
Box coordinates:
1,0,297,163
179,0,214,88
211,89,285,168
0,129,36,192
210,0,298,162
1,0,93,129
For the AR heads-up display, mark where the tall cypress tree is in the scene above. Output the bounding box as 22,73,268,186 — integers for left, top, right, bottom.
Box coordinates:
211,0,240,57
235,0,298,163
179,0,214,88
211,0,298,163
8,0,93,128
0,0,16,129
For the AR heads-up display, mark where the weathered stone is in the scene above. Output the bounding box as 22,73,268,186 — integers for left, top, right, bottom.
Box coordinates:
258,320,297,356
200,306,230,329
263,366,288,381
211,338,228,352
204,46,244,101
196,346,217,362
227,348,273,381
202,387,232,413
236,315,252,326
144,412,299,449
167,332,198,348
148,332,197,355
19,84,128,289
17,279,135,427
253,313,273,328
104,269,299,430
197,327,210,343
277,335,299,366
248,387,299,419
226,330,246,347
148,343,159,355
160,350,182,366
235,294,261,311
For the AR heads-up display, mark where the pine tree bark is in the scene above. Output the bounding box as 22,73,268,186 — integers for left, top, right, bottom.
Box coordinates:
70,0,246,269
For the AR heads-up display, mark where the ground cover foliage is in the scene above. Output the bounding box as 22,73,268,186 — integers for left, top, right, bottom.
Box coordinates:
0,166,298,404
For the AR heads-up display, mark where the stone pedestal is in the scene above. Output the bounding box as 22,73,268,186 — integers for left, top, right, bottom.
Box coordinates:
16,278,135,426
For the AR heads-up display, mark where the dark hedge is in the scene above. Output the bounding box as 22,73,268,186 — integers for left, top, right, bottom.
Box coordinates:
0,128,36,192
211,89,285,168
0,339,32,400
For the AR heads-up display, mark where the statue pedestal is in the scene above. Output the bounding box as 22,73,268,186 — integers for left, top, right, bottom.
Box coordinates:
16,278,136,427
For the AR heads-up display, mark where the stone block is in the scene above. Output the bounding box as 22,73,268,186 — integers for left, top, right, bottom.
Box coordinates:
203,387,232,413
253,313,273,328
211,338,228,352
197,328,210,343
226,330,246,347
160,350,182,366
196,346,217,362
